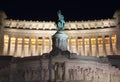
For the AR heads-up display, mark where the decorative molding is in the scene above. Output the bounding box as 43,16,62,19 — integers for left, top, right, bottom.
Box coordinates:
3,28,120,37
4,18,116,30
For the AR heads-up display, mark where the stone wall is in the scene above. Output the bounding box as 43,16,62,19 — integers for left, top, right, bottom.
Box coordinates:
0,56,119,82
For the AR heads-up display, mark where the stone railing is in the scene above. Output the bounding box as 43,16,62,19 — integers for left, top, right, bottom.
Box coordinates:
4,18,116,30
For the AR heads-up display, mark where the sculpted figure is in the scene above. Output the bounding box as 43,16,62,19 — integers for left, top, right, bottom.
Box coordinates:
69,69,74,80
42,68,49,80
54,63,58,80
54,62,64,80
58,64,64,80
56,10,65,31
77,66,82,80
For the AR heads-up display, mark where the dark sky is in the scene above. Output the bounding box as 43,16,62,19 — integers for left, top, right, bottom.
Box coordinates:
0,0,120,21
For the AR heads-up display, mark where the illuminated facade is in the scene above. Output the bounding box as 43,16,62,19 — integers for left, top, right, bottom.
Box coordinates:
0,10,120,82
0,10,120,58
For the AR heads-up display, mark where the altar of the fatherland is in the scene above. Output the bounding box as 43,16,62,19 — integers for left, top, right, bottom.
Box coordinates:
0,10,120,82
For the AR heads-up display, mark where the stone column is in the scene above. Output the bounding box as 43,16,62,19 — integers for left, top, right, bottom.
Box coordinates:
0,33,4,55
116,34,120,55
102,35,106,56
14,36,18,57
28,36,31,56
0,10,7,55
35,36,38,55
96,36,99,57
49,37,52,51
76,37,78,54
21,36,25,57
7,35,11,55
109,35,113,55
42,37,45,53
82,36,85,56
68,37,71,51
89,36,92,56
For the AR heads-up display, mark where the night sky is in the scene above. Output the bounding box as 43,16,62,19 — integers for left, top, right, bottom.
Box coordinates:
0,0,120,21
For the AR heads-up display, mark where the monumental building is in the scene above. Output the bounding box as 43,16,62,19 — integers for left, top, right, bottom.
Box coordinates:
0,10,120,82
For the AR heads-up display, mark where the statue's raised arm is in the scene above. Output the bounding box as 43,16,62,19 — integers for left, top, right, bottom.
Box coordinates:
56,10,65,31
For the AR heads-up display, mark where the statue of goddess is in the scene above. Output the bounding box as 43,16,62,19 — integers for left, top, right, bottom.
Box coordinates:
56,10,65,31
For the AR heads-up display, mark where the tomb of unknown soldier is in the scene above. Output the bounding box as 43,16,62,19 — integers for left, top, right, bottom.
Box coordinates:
0,10,120,82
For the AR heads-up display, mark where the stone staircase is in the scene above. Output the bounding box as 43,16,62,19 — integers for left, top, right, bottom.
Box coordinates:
50,80,92,82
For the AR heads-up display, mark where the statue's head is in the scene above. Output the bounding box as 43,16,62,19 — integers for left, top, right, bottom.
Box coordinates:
57,10,61,16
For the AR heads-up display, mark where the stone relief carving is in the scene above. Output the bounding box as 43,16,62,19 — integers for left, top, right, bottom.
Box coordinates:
42,68,49,80
0,60,120,82
66,64,118,82
54,62,65,81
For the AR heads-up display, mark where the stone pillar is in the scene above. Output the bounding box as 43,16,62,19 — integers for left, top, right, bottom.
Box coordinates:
109,35,113,55
28,36,31,56
102,35,106,56
89,36,92,56
68,37,71,52
116,34,120,55
82,36,85,56
21,36,25,57
7,35,11,55
76,37,78,54
49,37,52,51
14,36,18,57
0,34,4,55
42,37,45,53
0,10,7,55
35,36,38,55
96,36,99,57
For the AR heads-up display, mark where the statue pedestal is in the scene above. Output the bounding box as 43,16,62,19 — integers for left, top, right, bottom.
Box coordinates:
52,31,68,51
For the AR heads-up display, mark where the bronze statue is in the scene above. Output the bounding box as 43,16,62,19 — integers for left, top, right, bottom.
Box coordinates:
56,10,65,31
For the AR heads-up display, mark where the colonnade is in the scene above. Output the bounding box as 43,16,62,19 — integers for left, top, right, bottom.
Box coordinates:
4,35,52,57
3,34,117,57
68,34,117,57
